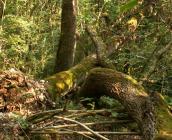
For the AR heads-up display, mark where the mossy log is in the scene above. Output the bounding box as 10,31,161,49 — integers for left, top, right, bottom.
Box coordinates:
152,93,172,140
46,56,97,100
79,68,172,140
46,55,115,100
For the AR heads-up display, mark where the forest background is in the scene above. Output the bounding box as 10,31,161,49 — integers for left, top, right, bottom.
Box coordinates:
0,0,171,99
0,0,172,139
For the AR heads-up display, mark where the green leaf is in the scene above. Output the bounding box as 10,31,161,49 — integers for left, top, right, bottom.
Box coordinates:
111,111,118,117
119,0,138,13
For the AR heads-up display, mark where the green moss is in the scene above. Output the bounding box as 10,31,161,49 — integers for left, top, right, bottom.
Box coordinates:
45,56,97,100
156,107,172,132
154,94,172,139
46,71,75,99
71,56,96,79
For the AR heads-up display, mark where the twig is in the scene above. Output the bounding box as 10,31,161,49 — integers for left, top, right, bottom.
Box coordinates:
64,111,108,118
27,108,123,123
31,130,140,135
54,116,109,140
27,109,68,123
62,128,96,140
33,120,133,131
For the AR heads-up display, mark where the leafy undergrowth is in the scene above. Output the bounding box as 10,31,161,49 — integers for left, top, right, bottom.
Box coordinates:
0,69,141,140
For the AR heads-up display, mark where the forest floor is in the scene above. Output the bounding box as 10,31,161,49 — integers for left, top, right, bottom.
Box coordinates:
0,69,142,140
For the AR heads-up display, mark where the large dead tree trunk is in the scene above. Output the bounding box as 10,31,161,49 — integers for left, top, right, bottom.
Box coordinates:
78,68,172,140
47,55,114,100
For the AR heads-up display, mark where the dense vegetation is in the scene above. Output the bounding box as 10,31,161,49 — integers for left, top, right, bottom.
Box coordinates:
0,0,172,139
0,0,171,96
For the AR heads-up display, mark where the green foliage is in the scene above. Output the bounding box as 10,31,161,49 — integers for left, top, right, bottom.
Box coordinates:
9,112,29,129
99,96,121,108
0,0,171,97
119,0,138,13
78,0,172,96
164,96,172,106
0,0,61,78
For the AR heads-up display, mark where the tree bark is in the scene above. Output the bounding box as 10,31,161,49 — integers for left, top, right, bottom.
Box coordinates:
78,68,172,140
79,68,156,140
47,56,97,100
0,0,5,20
47,54,115,100
55,0,76,73
140,40,172,81
48,54,172,140
85,25,107,61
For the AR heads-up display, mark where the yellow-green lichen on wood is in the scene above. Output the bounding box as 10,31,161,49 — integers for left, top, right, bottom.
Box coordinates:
46,56,97,100
89,68,147,96
153,94,172,139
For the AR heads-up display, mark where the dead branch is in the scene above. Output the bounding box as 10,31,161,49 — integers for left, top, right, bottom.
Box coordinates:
27,108,124,123
33,120,133,131
79,68,156,140
30,130,140,135
54,116,109,140
85,25,107,61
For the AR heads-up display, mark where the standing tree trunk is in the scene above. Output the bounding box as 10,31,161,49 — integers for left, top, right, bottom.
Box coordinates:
55,0,76,73
0,0,6,20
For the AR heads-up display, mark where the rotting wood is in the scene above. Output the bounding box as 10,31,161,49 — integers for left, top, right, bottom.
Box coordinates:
79,68,172,140
46,55,97,100
79,68,156,140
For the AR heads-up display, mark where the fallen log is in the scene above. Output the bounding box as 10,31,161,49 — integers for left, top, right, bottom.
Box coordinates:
79,68,172,140
46,56,97,100
46,55,114,100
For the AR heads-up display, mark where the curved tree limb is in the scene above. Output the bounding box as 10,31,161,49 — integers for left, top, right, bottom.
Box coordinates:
79,68,156,140
85,25,107,61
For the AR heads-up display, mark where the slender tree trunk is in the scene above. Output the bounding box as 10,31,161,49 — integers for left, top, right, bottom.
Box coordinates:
55,0,76,73
0,0,6,20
